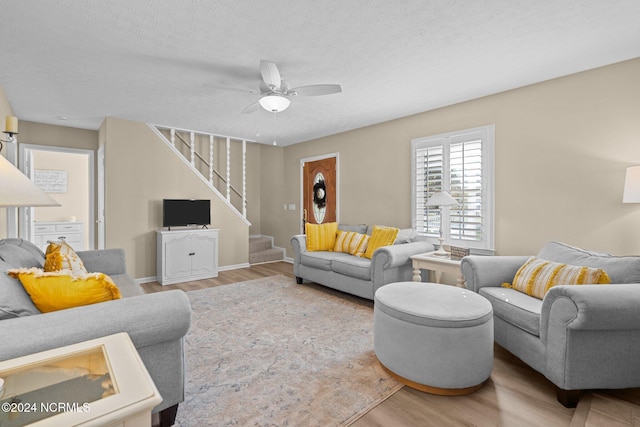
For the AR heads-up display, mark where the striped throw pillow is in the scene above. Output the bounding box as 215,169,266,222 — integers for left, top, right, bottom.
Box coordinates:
364,226,399,259
334,230,370,257
305,222,338,252
504,256,611,299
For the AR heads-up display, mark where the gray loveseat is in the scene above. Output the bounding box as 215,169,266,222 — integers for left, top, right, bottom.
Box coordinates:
291,225,434,300
461,241,640,407
0,238,192,427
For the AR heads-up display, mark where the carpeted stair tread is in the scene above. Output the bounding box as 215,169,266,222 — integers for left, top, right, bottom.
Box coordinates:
249,236,274,253
249,247,285,264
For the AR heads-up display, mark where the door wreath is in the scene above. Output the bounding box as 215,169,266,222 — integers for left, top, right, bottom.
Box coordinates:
313,179,327,209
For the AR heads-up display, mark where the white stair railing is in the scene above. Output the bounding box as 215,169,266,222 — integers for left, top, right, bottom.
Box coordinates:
148,124,252,224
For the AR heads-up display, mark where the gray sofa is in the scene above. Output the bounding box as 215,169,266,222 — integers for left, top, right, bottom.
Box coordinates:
461,241,640,407
291,226,434,300
0,238,191,427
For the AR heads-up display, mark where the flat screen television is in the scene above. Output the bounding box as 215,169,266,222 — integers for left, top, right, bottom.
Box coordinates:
163,199,211,228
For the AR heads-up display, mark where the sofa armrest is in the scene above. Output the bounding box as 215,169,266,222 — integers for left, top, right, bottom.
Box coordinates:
291,234,307,255
0,290,192,361
461,255,530,293
77,248,127,275
291,235,307,277
540,283,640,389
372,241,435,270
541,283,640,334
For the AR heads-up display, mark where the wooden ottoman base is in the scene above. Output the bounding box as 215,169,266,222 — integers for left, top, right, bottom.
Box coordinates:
380,361,486,396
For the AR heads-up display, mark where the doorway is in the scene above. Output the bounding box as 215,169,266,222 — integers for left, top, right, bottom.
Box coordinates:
18,144,96,251
300,153,338,232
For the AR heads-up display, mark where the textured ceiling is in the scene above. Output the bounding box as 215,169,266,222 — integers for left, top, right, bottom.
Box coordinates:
1,1,640,146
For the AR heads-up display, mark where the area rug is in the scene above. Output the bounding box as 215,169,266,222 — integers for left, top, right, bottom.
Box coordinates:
174,275,401,426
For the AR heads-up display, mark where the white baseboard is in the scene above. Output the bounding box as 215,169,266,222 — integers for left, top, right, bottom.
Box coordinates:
218,262,251,272
136,276,157,284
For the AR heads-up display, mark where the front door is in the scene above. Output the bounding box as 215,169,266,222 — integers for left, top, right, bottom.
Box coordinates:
302,156,337,230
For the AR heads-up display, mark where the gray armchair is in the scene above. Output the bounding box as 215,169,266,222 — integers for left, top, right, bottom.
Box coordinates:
461,241,640,407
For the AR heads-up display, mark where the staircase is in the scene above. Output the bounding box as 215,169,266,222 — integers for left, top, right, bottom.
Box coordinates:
249,236,285,264
148,124,251,222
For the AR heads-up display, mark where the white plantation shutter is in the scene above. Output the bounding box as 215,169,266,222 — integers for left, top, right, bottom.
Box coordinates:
411,126,494,252
414,143,444,236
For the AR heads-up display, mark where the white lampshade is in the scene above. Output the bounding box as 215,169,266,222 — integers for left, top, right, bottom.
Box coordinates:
623,166,640,203
259,95,291,113
0,155,60,207
426,191,459,207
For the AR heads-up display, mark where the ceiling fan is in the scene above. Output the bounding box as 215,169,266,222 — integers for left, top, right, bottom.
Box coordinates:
242,60,342,114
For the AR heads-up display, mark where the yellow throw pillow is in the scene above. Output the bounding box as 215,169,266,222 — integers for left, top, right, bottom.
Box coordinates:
44,240,88,275
503,256,610,299
7,268,122,313
364,226,399,259
334,230,370,257
305,222,338,252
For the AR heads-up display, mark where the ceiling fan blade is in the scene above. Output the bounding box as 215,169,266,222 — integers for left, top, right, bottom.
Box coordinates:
260,60,281,91
241,101,259,114
289,84,342,97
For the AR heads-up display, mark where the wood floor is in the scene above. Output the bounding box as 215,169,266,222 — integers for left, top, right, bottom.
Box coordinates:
144,262,640,426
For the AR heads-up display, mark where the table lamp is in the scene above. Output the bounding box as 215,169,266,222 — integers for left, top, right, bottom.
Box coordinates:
426,191,459,256
0,154,59,207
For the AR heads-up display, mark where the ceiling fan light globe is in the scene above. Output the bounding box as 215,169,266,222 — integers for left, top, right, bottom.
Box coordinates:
259,95,290,113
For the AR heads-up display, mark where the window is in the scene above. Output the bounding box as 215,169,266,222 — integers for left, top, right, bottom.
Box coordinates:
411,125,494,253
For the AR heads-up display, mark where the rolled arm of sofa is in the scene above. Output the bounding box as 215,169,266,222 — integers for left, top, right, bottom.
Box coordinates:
541,283,640,334
541,283,640,389
461,255,530,293
78,248,127,275
0,290,192,361
291,235,306,255
372,241,435,269
291,235,307,277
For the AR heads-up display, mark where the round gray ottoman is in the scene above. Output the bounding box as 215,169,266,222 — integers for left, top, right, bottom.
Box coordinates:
374,281,494,395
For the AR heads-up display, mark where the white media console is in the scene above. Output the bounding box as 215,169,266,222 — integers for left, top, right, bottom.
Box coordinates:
156,228,219,285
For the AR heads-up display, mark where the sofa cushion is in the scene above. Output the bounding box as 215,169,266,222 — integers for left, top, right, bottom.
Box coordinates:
331,255,372,281
44,240,88,275
111,273,145,298
8,268,122,313
0,239,45,266
364,226,399,259
334,230,370,257
480,287,542,336
394,228,418,244
300,251,336,271
0,243,43,269
507,256,610,299
338,224,368,234
305,222,338,252
538,241,640,283
0,260,40,319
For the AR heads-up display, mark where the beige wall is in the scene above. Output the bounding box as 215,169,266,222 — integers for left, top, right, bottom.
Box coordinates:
18,121,98,151
100,117,250,279
260,57,640,258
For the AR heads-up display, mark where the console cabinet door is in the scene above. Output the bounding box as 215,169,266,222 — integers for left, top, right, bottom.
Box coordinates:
190,233,218,276
157,229,219,285
163,233,193,279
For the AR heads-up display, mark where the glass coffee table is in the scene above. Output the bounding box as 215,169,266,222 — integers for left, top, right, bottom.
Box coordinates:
0,333,161,426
